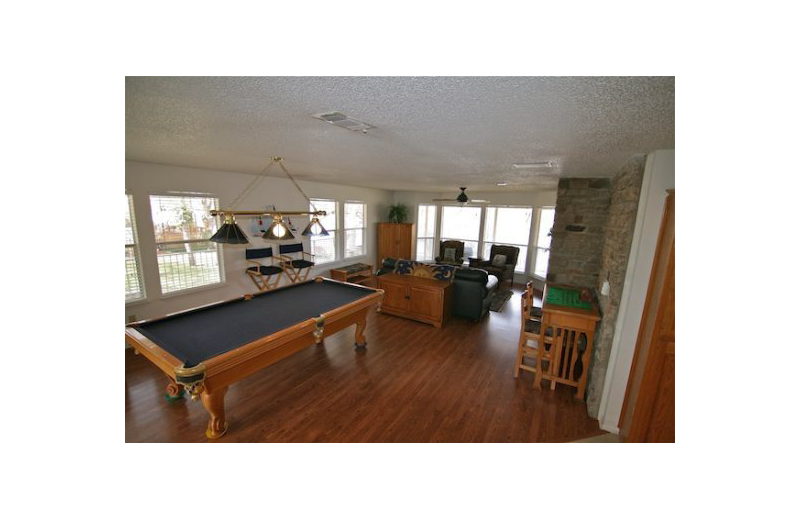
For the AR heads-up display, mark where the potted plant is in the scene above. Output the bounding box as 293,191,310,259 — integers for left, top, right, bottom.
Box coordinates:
387,204,408,223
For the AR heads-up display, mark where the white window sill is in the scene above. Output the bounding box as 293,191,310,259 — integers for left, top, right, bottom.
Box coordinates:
314,255,369,269
125,297,149,307
158,281,228,300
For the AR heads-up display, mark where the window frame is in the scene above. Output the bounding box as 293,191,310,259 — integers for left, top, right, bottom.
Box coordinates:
308,198,340,266
531,206,556,280
415,203,438,262
343,200,367,260
148,192,226,297
439,204,484,261
125,193,146,303
482,205,534,274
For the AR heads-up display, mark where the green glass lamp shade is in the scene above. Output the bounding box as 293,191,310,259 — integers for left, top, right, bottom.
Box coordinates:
263,217,295,241
209,217,249,244
301,217,329,237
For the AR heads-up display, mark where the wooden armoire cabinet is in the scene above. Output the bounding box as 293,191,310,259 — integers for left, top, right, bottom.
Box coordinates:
377,222,415,262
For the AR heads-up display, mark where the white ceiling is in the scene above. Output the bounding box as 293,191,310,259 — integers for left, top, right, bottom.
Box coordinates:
125,77,674,192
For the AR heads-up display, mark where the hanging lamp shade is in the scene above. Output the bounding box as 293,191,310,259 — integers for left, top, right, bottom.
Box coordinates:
209,215,249,244
263,215,295,241
301,216,329,237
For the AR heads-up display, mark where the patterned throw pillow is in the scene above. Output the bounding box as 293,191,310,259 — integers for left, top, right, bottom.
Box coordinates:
492,254,507,267
429,263,455,281
444,247,456,262
394,260,454,281
394,259,415,275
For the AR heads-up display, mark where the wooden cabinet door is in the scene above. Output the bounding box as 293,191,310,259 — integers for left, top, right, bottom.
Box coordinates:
397,224,413,259
380,280,409,311
409,286,442,320
620,190,675,443
379,223,399,262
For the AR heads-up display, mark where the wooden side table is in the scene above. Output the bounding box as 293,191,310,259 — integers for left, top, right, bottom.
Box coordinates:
329,263,374,286
467,257,481,268
534,284,601,399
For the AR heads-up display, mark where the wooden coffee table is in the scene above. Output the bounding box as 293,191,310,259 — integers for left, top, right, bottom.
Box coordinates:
329,263,374,286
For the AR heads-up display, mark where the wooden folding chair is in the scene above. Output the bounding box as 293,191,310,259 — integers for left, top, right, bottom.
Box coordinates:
245,247,284,290
514,287,553,379
278,242,315,283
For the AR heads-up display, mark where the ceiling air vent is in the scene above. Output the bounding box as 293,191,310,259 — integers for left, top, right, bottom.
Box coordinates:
312,111,373,132
512,161,556,169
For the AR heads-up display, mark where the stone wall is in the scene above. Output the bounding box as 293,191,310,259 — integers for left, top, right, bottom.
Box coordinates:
546,178,612,288
586,156,646,416
545,157,645,418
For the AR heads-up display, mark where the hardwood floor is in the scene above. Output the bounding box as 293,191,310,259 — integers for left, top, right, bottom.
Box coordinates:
125,286,603,442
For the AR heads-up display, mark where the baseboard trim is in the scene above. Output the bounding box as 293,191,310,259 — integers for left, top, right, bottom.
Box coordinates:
600,420,620,435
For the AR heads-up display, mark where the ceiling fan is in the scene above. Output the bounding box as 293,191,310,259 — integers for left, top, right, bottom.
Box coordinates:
433,187,490,205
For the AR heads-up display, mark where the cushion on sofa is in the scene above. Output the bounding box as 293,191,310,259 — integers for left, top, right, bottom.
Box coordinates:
485,274,499,293
394,259,455,281
491,254,507,267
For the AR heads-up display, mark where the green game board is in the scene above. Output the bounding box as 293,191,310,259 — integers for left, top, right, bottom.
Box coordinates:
546,286,592,310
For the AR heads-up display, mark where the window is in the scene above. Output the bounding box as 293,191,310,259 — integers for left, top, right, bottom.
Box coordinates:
309,199,338,264
150,194,223,294
533,207,556,278
344,201,366,258
482,206,533,273
125,194,145,302
416,204,437,261
440,205,482,259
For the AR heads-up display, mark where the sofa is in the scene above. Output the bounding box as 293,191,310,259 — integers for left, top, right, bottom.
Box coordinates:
377,258,499,322
477,245,520,288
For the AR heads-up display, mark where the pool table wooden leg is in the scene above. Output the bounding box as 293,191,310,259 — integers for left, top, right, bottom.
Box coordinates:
200,386,229,439
354,315,367,349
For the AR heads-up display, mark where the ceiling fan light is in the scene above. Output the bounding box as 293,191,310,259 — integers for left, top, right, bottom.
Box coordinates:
263,216,295,241
301,217,329,237
209,215,250,244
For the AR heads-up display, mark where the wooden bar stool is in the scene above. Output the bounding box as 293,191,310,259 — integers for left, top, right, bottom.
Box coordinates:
526,281,543,319
514,287,553,379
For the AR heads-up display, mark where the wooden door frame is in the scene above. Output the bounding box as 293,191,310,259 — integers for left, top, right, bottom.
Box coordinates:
619,189,675,442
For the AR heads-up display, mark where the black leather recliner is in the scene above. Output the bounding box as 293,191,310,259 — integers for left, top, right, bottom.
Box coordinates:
434,240,465,266
477,245,520,288
376,258,498,321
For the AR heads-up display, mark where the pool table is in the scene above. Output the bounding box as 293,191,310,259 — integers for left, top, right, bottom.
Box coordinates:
125,277,383,439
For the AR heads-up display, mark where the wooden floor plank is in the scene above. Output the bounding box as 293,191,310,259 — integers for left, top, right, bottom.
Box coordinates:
125,286,603,442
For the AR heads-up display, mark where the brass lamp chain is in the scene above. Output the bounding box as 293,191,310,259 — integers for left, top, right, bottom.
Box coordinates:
275,157,317,213
227,158,277,211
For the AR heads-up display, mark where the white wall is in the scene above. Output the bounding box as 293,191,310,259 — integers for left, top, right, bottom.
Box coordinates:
596,150,675,433
125,161,394,322
391,189,557,287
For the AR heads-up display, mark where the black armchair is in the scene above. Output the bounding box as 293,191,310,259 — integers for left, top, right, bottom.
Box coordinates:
478,245,520,287
435,240,465,266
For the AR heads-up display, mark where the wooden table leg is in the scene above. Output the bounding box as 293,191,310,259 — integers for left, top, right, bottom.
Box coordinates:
200,386,229,439
354,315,367,349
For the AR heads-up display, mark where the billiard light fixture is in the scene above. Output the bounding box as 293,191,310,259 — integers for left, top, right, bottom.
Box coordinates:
302,216,329,237
263,214,295,240
210,214,250,244
209,157,329,244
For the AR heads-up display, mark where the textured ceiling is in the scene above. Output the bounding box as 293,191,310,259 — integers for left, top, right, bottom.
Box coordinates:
125,76,674,192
